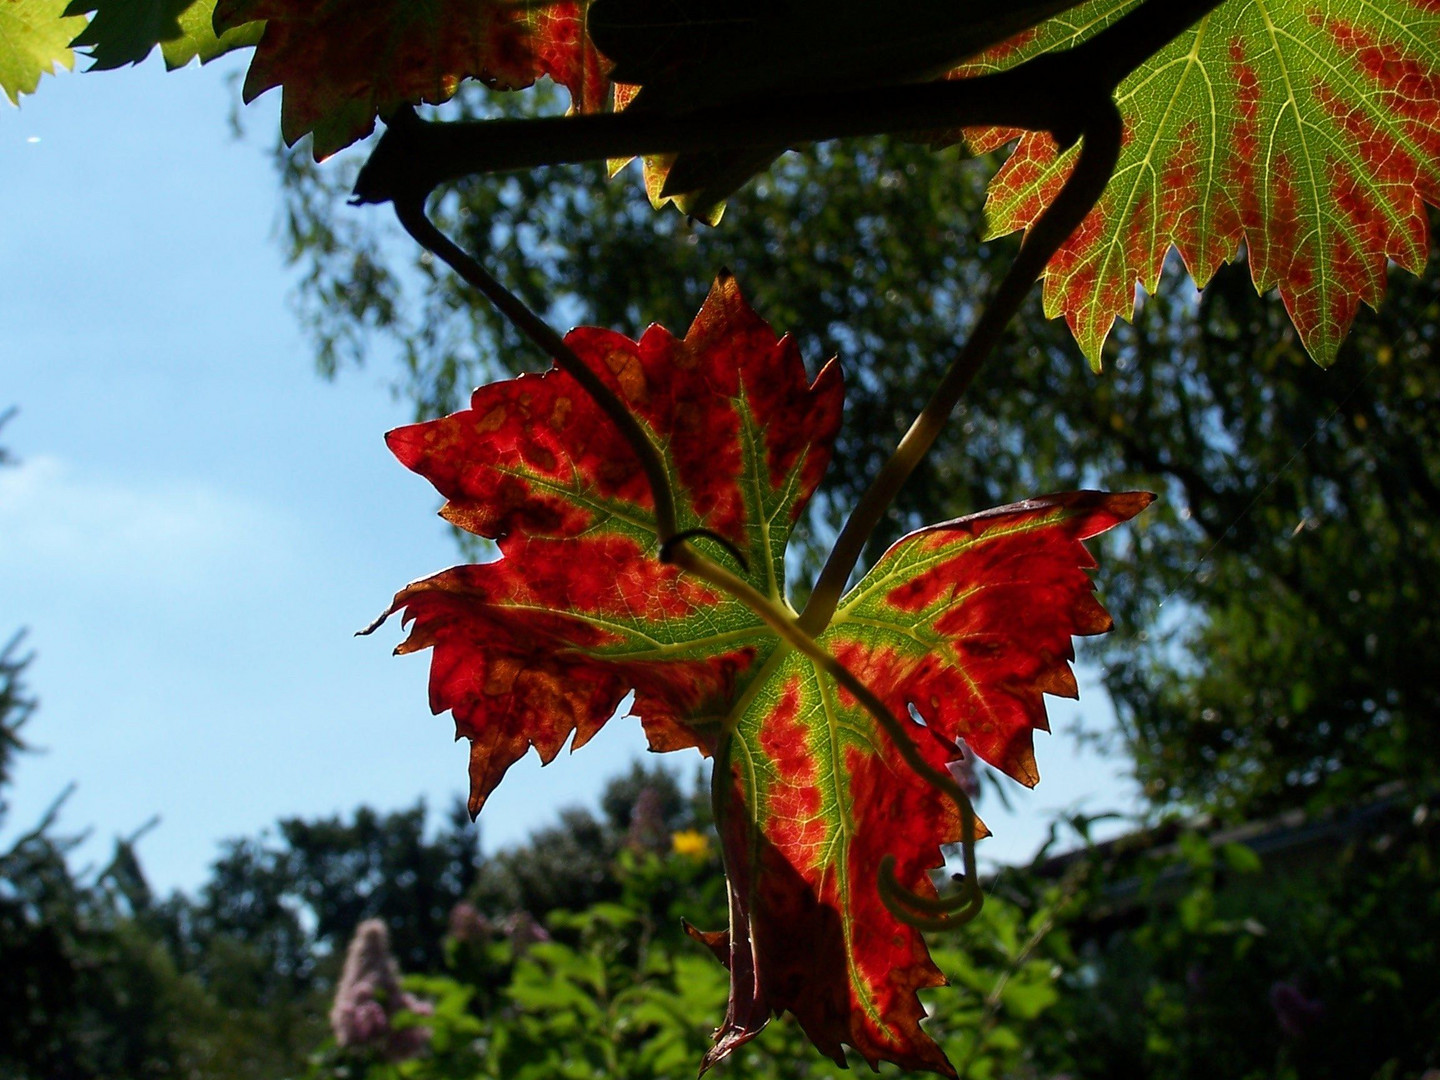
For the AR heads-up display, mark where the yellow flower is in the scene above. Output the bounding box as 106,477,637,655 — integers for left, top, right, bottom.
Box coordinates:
670,829,710,860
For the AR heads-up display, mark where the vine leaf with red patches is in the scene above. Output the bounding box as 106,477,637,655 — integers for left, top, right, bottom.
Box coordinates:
703,488,1148,1075
964,0,1440,367
368,273,1149,1075
212,0,611,157
370,272,843,814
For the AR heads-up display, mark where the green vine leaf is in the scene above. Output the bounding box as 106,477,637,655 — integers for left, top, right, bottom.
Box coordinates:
161,0,261,69
0,0,87,104
62,0,260,71
369,273,1148,1074
965,0,1440,367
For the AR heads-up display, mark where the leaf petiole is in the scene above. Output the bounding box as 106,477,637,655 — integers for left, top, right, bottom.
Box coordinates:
659,527,750,574
391,194,682,543
799,99,1123,634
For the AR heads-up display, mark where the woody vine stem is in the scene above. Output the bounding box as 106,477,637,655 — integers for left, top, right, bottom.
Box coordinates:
366,0,1221,929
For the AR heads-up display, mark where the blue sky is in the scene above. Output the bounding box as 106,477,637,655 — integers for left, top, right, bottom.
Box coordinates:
2,54,1138,896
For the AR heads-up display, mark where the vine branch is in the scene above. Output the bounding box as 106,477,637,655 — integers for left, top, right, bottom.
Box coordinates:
392,196,681,543
352,0,1224,207
798,98,1123,633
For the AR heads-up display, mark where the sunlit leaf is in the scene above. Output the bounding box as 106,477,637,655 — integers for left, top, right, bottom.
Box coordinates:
0,0,86,104
966,0,1440,366
213,0,611,157
701,488,1146,1075
62,0,259,70
161,0,261,69
372,274,1146,1074
374,273,842,813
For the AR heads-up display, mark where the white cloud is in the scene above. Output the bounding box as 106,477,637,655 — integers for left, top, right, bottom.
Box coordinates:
0,455,290,593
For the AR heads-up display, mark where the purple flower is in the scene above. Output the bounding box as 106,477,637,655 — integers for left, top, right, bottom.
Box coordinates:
330,919,433,1061
448,901,492,943
390,991,436,1058
338,995,388,1046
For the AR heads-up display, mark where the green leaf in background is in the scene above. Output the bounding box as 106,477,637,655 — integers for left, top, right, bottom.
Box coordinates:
1219,841,1262,876
62,0,260,71
160,0,261,69
0,0,87,103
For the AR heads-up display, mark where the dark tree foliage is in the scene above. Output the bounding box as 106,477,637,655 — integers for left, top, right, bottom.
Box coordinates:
0,630,34,803
1104,261,1440,816
1024,795,1440,1079
473,761,709,917
285,800,479,972
159,799,481,984
154,831,321,1009
277,95,1440,823
1,633,203,1076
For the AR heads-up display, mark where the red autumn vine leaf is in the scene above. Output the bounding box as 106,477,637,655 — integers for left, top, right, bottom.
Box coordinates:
212,0,611,157
962,0,1440,367
371,272,843,813
699,488,1148,1075
368,273,1149,1074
